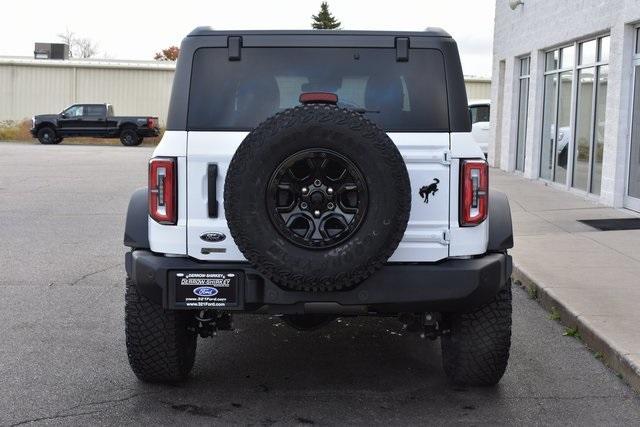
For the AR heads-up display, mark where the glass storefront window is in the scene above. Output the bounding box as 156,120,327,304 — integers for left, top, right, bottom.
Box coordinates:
520,57,530,76
541,74,558,180
541,36,609,192
628,65,640,200
599,36,610,62
516,77,529,172
546,50,559,71
554,70,573,184
572,68,595,191
561,46,575,69
579,40,597,65
591,65,608,195
516,56,530,172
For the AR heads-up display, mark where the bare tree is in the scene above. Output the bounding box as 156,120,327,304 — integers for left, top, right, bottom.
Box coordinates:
57,28,76,57
57,29,98,58
75,37,98,58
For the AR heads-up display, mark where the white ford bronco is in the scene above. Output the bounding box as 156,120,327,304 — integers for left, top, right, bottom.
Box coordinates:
123,28,514,386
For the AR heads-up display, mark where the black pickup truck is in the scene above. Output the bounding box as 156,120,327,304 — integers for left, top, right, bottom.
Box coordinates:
30,103,160,146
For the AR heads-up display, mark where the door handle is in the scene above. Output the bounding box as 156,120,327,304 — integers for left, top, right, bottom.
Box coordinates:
207,164,219,218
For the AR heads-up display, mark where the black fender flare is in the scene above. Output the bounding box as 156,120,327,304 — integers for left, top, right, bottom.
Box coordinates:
488,190,514,252
36,122,57,132
118,122,138,134
124,188,149,249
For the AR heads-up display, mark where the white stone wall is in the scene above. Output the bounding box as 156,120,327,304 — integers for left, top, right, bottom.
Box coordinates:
491,0,640,207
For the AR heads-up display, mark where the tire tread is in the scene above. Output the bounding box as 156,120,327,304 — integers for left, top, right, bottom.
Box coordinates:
441,280,512,386
124,278,197,383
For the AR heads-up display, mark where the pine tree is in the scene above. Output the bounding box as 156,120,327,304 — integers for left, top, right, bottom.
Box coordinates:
311,2,341,30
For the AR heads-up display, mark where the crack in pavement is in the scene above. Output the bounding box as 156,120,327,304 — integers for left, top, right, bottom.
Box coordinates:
9,409,102,426
49,263,123,287
70,263,123,286
9,391,161,426
65,391,162,411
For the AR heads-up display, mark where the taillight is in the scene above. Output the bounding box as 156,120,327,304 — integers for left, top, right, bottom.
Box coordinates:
147,117,157,128
149,158,177,225
460,160,488,227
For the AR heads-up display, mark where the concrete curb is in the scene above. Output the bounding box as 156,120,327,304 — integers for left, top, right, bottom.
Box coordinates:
512,264,640,394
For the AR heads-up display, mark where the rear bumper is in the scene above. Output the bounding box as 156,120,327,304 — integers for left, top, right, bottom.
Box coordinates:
126,251,511,314
137,128,160,137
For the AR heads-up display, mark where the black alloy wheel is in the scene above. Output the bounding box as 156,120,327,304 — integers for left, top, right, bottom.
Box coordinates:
266,148,368,249
37,127,56,144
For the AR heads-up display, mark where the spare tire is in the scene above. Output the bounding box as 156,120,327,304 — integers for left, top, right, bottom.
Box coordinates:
224,104,410,292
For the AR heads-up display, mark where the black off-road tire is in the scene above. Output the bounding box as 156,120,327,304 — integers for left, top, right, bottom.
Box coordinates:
120,128,141,146
37,127,57,144
125,278,197,383
440,279,512,386
224,104,411,292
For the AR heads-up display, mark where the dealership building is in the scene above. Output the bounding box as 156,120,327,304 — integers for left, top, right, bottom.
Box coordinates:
490,0,640,211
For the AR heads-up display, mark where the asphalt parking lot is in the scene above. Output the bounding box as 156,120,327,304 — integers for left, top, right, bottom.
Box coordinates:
1,142,639,426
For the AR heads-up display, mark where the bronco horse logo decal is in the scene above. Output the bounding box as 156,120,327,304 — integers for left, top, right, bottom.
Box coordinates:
419,178,440,203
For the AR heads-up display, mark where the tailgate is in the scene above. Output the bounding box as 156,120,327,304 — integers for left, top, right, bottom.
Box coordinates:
186,131,450,263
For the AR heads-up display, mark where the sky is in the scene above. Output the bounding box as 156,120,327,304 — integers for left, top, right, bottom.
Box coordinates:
0,0,495,77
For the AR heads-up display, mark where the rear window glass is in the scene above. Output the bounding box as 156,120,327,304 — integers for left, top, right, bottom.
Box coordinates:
188,47,449,132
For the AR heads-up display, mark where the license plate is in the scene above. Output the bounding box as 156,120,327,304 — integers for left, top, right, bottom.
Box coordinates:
170,271,240,309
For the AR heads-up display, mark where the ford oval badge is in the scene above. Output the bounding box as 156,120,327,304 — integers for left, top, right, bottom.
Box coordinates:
193,286,219,297
200,232,226,243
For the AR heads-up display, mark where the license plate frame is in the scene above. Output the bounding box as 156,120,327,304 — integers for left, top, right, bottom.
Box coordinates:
168,270,243,310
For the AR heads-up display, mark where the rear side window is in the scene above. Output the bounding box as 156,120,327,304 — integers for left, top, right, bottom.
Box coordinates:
188,47,449,132
85,105,105,117
469,104,490,124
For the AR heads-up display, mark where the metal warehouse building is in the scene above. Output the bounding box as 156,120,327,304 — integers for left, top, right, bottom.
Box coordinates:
0,56,490,127
491,0,640,211
0,57,175,125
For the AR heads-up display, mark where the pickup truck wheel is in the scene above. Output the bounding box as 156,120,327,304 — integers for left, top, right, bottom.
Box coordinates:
224,104,411,292
120,129,141,146
440,279,512,386
125,278,197,383
37,127,57,144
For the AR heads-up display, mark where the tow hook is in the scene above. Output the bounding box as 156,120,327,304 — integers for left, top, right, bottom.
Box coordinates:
194,310,233,338
421,312,449,340
399,312,449,340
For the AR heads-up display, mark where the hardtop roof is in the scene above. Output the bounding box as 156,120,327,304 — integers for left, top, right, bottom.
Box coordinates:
187,27,451,38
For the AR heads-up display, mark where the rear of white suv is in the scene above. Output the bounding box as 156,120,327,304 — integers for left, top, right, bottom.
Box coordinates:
124,29,513,386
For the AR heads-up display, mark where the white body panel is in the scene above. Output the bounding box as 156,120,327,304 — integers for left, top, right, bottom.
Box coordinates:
449,132,490,256
148,131,188,255
386,133,450,262
186,132,249,261
471,122,490,154
147,130,489,261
